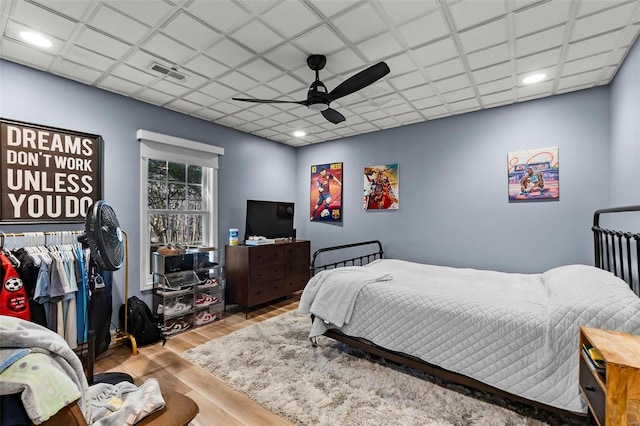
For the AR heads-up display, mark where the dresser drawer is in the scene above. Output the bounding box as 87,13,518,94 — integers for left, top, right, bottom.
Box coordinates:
285,260,310,276
284,242,310,259
284,272,310,293
248,280,284,306
249,245,283,266
251,264,284,284
579,355,605,426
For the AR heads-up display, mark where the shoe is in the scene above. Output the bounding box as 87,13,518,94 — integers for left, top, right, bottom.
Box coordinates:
196,293,218,306
157,304,164,315
198,278,218,288
163,320,191,335
195,311,217,326
163,301,190,316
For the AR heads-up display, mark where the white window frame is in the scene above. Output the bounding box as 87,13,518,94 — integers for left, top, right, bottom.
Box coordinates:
137,129,224,291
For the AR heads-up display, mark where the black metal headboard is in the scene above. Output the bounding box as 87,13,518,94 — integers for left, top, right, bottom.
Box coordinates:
592,205,640,296
311,240,383,276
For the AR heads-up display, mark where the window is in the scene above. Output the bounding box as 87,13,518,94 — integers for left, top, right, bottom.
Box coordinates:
137,130,224,290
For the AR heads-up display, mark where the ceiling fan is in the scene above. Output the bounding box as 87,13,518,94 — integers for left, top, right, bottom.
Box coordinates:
232,54,390,124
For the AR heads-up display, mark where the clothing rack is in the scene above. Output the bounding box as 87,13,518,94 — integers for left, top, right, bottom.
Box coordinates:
0,230,84,249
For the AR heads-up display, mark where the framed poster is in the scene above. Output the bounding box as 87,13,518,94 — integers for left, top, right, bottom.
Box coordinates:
508,146,559,201
0,118,103,223
364,163,399,210
310,162,342,222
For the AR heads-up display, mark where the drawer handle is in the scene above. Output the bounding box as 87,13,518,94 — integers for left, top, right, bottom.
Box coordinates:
584,385,596,392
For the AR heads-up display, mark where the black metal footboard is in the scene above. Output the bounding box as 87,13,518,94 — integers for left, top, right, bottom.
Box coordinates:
310,240,383,276
592,205,640,296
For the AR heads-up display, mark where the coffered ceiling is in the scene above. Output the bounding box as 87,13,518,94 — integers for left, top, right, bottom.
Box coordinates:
1,0,639,146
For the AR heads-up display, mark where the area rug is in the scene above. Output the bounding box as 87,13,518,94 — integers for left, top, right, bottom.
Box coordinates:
183,311,574,426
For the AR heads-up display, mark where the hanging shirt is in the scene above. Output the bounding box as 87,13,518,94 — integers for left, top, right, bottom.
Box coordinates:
0,253,30,321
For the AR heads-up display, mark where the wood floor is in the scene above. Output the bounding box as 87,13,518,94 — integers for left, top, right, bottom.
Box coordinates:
94,295,301,426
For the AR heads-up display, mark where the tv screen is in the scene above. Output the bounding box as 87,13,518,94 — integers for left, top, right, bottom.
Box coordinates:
245,200,295,240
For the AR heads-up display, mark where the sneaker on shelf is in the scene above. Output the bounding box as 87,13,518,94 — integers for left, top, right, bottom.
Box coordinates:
196,293,218,306
198,278,218,288
163,301,190,316
163,320,191,335
157,304,164,315
195,311,217,326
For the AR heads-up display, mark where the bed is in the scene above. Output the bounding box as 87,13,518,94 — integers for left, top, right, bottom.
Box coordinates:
299,205,640,418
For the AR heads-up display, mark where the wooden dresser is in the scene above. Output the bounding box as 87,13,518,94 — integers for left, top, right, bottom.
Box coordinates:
579,326,640,426
225,240,310,309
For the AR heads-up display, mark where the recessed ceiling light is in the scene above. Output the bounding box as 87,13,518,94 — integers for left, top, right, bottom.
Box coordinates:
293,130,306,138
523,73,546,85
20,31,52,48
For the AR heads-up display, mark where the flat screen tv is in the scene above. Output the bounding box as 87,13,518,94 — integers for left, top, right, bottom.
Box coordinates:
245,200,295,241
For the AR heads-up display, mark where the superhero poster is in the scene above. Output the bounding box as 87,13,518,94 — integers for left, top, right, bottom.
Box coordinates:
310,162,343,222
508,147,559,201
364,164,399,210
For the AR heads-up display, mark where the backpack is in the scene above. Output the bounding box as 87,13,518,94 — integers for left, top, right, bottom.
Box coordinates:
119,296,165,347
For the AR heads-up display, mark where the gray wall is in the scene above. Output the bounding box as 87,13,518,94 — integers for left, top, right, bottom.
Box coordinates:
610,38,640,207
0,60,297,320
297,88,611,274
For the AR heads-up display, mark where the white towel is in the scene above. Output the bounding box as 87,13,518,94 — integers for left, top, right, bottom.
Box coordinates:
299,267,392,327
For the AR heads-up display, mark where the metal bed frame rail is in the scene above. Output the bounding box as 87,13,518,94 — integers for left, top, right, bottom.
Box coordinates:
311,240,383,275
592,205,640,296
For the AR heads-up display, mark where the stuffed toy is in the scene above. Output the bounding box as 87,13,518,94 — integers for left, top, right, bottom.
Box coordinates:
0,252,30,320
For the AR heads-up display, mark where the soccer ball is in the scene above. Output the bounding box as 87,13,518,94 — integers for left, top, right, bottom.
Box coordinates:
320,209,330,217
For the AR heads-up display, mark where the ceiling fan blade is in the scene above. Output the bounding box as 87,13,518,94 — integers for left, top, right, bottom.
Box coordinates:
321,108,345,124
232,97,305,105
328,62,390,102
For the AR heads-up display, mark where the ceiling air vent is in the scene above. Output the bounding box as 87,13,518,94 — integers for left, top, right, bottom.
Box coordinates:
150,63,187,82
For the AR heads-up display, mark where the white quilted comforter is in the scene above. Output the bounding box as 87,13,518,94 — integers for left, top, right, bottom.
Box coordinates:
299,259,640,413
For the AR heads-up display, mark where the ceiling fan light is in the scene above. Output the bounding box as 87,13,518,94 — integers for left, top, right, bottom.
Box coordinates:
308,103,329,112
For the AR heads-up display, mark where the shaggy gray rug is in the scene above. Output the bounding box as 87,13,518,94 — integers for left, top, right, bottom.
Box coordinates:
183,311,571,426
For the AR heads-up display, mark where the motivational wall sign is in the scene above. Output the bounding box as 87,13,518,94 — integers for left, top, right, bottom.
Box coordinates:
0,119,102,223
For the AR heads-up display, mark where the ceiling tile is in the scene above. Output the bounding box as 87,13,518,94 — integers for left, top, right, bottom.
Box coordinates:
307,0,355,19
389,70,428,90
193,108,224,121
0,39,54,70
217,115,246,127
234,109,263,122
516,80,553,98
65,45,116,72
89,5,150,44
458,18,508,52
397,10,450,48
205,39,254,68
111,64,157,85
135,88,174,105
106,0,173,26
261,1,321,38
166,98,201,113
200,81,236,99
182,91,215,107
442,87,475,103
449,97,481,113
187,0,250,32
249,103,286,117
481,89,513,105
385,53,417,77
235,0,279,13
99,75,142,96
393,111,422,123
514,1,571,37
332,3,386,43
557,69,600,90
516,48,562,74
448,0,506,30
50,59,102,84
218,71,258,92
151,79,190,96
565,29,623,61
385,103,415,116
472,62,512,84
271,111,299,123
477,77,514,95
243,85,283,101
466,43,510,70
411,96,441,110
254,117,279,127
561,52,609,76
325,48,366,75
572,2,638,41
231,19,284,54
411,37,459,67
293,25,347,55
516,25,566,57
11,1,77,39
265,44,308,72
360,109,389,120
183,55,229,78
75,28,131,59
210,101,244,114
578,0,624,17
357,32,404,62
266,74,307,94
161,12,220,51
125,50,167,72
434,73,472,93
238,58,283,83
401,84,435,100
29,0,93,20
377,0,439,25
142,32,195,64
425,58,466,81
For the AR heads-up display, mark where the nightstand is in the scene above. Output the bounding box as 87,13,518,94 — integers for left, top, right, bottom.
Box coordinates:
579,326,640,426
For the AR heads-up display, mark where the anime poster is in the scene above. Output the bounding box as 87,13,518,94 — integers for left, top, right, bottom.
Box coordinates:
508,147,559,201
310,162,343,222
364,164,399,210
